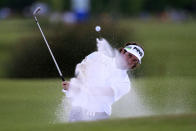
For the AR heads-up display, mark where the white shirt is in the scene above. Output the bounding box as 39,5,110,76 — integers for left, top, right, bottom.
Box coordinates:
63,51,131,115
63,38,131,115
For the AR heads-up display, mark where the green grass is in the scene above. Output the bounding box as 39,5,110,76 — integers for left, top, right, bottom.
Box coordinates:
7,114,196,131
0,78,196,131
0,79,62,130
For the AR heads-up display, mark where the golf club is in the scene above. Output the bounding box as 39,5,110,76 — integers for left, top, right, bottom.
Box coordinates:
33,7,65,81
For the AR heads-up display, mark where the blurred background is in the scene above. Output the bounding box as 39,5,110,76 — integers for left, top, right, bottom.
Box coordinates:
0,0,196,130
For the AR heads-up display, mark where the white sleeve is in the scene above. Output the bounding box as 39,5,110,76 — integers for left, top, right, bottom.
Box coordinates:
62,52,99,98
75,52,98,76
62,89,71,97
62,89,72,97
110,75,131,101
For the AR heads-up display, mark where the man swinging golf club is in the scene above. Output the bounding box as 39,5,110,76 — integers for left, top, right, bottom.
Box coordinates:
33,7,144,122
62,38,145,122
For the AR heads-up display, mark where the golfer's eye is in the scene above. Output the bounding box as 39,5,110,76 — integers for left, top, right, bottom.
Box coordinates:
128,54,132,58
133,59,138,62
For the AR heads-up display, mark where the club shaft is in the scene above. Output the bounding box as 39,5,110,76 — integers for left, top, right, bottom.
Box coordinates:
34,16,65,81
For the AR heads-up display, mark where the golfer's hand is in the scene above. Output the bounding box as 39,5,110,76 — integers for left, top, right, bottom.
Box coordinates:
62,81,70,90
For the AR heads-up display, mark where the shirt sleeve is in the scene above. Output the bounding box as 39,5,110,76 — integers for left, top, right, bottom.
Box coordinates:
62,89,71,97
62,53,98,98
75,52,98,76
62,89,72,97
110,74,131,102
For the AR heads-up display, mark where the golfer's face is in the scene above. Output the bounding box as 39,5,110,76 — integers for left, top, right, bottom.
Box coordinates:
121,49,139,69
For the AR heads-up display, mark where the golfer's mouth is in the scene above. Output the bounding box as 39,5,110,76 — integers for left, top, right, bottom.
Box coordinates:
128,63,137,69
127,62,133,66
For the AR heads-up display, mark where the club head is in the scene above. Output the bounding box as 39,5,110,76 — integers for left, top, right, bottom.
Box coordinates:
33,7,41,16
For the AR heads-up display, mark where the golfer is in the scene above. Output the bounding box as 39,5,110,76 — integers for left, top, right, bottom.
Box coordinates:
62,39,144,122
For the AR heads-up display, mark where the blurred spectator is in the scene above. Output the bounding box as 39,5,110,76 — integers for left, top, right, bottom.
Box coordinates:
71,0,90,22
139,11,151,21
168,9,188,22
159,9,189,22
62,12,77,24
0,8,11,19
50,12,62,23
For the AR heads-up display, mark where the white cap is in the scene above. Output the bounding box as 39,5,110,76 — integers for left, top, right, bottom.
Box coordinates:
124,45,144,64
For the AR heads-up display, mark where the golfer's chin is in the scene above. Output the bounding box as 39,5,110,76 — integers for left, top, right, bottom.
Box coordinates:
128,64,138,70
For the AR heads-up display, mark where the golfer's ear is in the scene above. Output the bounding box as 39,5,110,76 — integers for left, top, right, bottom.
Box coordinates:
119,48,123,52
